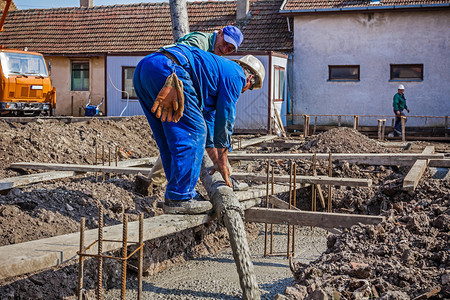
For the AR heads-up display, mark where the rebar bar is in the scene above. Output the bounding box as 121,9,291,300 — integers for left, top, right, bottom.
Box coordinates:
270,164,274,255
292,163,297,255
328,153,332,212
95,145,98,181
264,162,270,257
312,153,317,211
121,214,128,300
108,147,111,180
115,145,119,177
102,145,105,181
287,161,293,258
138,213,144,300
77,217,85,300
96,206,104,300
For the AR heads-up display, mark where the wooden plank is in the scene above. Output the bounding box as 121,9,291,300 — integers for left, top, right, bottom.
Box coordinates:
0,158,158,191
403,159,428,191
244,207,384,228
315,185,326,209
231,172,372,187
269,195,299,210
428,159,450,168
403,147,435,191
10,162,154,175
229,153,443,160
240,135,277,149
228,153,444,166
421,146,435,154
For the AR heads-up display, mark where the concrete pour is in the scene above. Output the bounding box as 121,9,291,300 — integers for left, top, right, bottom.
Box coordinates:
104,225,328,299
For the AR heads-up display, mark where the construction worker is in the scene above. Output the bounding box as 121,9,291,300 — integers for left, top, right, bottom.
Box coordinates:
393,84,410,137
143,25,248,192
133,44,264,214
175,25,243,55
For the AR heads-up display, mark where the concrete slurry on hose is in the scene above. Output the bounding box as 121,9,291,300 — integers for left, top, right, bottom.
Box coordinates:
104,225,328,299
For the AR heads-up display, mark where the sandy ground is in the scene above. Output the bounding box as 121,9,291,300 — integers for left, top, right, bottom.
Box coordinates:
104,225,328,299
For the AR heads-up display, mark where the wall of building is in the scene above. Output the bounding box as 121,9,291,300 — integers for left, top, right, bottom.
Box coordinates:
292,10,450,126
46,56,105,116
106,55,145,117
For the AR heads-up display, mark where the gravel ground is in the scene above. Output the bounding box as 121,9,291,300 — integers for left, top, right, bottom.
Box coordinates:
104,225,328,299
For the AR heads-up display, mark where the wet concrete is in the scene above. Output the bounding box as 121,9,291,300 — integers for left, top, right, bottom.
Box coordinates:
104,224,328,299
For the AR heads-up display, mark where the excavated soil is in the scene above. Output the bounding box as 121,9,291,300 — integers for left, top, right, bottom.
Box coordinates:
0,120,448,299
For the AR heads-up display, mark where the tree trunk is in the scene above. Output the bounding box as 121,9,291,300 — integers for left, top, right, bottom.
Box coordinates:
169,0,190,42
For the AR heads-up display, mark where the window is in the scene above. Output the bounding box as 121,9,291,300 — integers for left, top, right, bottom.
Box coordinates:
122,67,137,99
71,61,89,91
328,65,360,81
390,64,423,81
273,66,285,102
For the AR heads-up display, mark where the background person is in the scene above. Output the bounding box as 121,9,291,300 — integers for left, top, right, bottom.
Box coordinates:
393,84,410,137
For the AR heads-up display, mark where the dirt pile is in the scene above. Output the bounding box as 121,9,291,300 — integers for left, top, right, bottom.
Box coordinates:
286,173,450,300
295,127,391,153
0,116,157,179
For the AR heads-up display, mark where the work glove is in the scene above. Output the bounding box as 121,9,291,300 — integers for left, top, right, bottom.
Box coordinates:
151,73,185,123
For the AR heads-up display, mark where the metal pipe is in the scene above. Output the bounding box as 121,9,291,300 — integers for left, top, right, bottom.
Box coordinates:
77,217,85,300
138,213,144,300
121,214,128,300
96,206,104,300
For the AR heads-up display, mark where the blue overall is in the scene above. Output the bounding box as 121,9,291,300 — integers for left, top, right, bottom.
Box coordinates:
133,45,246,201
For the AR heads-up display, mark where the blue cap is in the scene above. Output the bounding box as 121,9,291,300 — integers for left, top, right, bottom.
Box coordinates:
222,25,244,52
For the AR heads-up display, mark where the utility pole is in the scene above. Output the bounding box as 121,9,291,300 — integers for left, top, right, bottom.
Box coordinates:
169,0,190,42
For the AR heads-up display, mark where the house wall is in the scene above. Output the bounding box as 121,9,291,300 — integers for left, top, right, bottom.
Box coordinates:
292,10,450,126
107,54,271,132
46,56,105,116
106,55,145,117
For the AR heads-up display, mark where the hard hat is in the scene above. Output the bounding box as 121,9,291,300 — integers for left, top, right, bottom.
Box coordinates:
233,55,265,89
398,84,405,90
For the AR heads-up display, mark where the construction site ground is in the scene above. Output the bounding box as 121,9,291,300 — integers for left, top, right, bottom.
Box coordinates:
0,116,448,299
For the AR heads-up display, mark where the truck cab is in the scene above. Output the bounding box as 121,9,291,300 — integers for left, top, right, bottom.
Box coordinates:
0,49,55,116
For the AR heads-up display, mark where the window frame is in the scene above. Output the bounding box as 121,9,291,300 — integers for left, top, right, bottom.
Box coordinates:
121,66,138,100
390,64,423,81
71,60,90,91
273,65,285,102
328,65,360,81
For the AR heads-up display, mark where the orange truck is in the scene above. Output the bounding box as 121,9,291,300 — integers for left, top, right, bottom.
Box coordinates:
0,48,56,116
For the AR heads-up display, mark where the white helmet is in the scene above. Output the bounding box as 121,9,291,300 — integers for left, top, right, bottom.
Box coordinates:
233,55,265,89
398,84,405,90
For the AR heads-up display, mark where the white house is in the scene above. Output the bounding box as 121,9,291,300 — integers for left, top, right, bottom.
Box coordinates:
280,0,450,127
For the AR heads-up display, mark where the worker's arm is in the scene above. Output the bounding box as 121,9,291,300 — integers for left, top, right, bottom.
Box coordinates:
211,75,245,187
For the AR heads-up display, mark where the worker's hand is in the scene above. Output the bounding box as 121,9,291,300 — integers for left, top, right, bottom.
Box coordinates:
407,108,410,113
396,110,401,116
216,148,232,188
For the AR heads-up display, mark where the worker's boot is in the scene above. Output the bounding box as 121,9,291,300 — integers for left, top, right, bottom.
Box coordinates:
163,194,212,215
